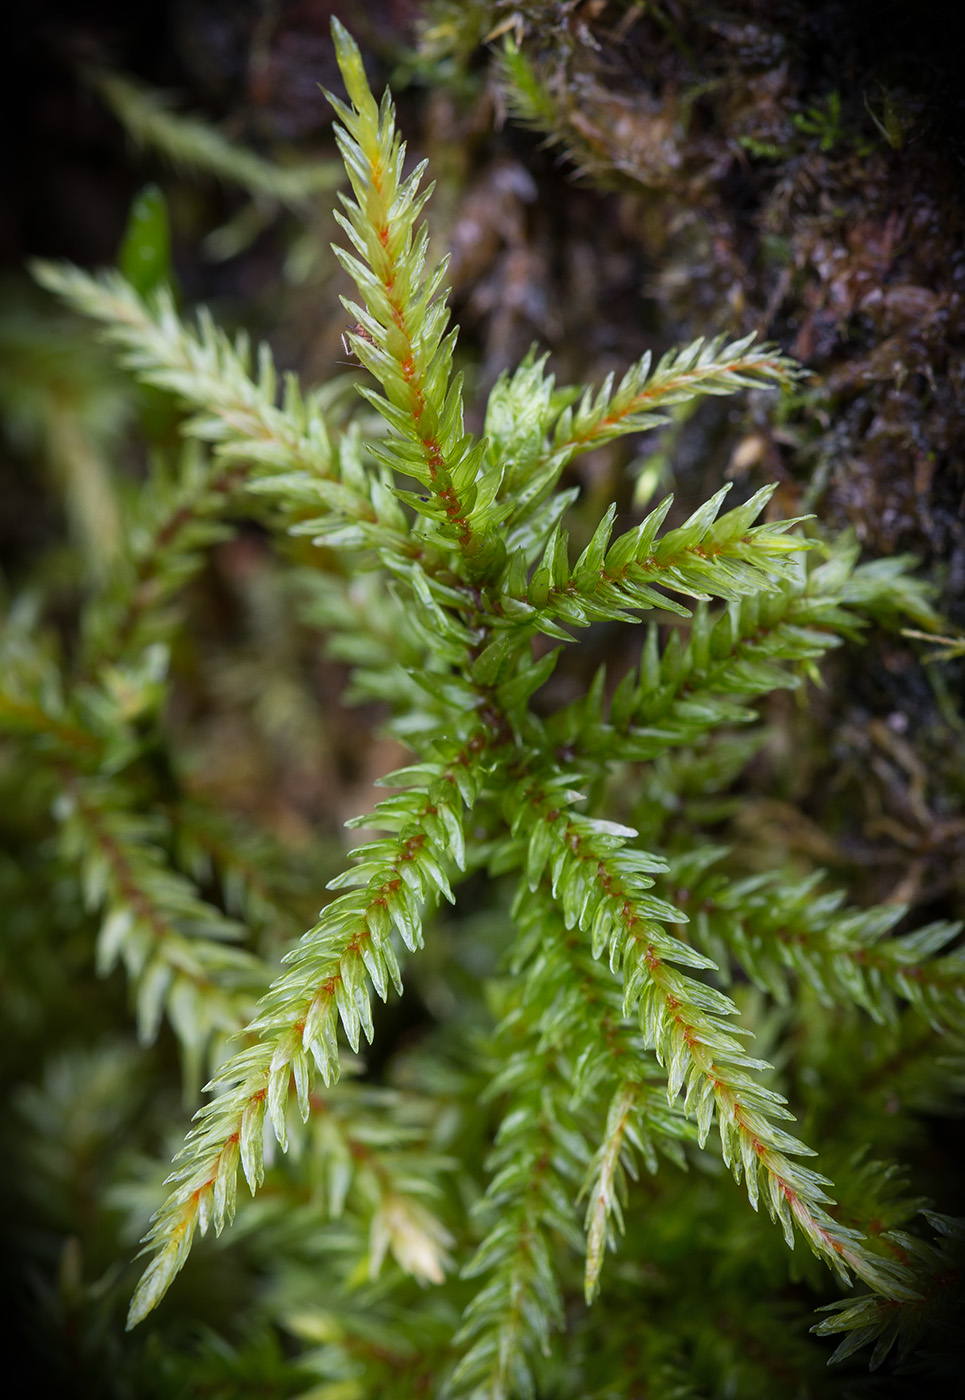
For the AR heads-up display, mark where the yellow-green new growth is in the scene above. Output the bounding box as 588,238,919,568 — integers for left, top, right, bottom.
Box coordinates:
325,20,507,579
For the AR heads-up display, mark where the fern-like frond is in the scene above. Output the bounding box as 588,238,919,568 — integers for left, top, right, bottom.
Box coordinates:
453,1031,585,1400
552,334,800,458
813,1212,965,1367
551,539,919,768
326,19,507,579
0,600,100,759
167,798,330,968
126,743,480,1327
30,265,450,578
82,444,239,666
538,902,694,1304
20,19,954,1389
499,484,810,642
0,295,128,577
276,1077,458,1286
667,854,965,1034
31,264,341,480
483,337,798,543
495,34,561,138
453,880,693,1390
510,773,920,1301
59,776,265,1090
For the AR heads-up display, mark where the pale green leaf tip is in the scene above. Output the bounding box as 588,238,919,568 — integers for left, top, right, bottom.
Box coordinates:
329,16,371,111
126,1270,162,1331
126,1298,147,1331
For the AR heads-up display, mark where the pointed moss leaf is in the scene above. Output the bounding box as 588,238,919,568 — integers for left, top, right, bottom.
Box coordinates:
267,1062,291,1149
212,1137,239,1230
126,1239,188,1331
136,958,173,1045
240,1097,266,1191
471,632,515,686
119,184,173,298
631,494,675,559
387,885,420,951
357,928,387,994
291,1049,311,1122
335,977,362,1052
436,801,466,871
97,905,134,974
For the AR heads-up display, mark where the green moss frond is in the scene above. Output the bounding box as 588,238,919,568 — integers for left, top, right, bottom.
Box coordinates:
10,17,956,1389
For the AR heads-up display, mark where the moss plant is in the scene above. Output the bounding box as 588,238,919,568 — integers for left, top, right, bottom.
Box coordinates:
4,19,962,1398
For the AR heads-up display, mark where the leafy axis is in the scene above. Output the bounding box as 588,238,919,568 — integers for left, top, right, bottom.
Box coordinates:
19,18,960,1393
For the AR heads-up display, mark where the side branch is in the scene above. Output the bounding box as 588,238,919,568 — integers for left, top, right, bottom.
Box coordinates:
553,334,799,459
514,887,691,1304
85,453,244,667
553,552,870,767
512,775,920,1302
502,485,811,640
33,264,337,480
0,688,100,756
91,68,341,208
668,856,965,1035
60,777,263,1076
126,746,477,1328
34,263,425,566
326,21,499,570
